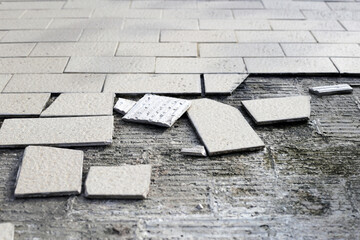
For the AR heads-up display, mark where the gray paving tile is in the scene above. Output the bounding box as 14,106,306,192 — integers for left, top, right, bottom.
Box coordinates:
204,74,248,95
79,29,159,42
233,9,305,19
0,223,14,240
116,43,197,57
0,19,51,30
48,18,124,29
15,146,83,197
199,43,284,57
41,93,114,117
187,98,264,156
181,145,207,157
85,165,152,199
92,9,161,18
341,20,360,31
123,94,191,127
132,1,197,9
0,74,12,92
0,1,64,10
21,9,93,18
104,74,201,95
161,30,236,42
3,74,105,93
64,0,130,9
236,31,316,43
200,20,271,30
30,42,117,57
0,93,50,117
124,19,199,30
0,116,114,148
156,58,246,73
244,57,338,74
162,9,233,19
197,1,263,9
114,98,136,115
0,43,35,57
242,96,311,125
0,31,7,40
331,58,360,74
281,43,360,57
0,10,25,19
270,20,344,30
309,84,353,96
1,29,82,43
0,57,68,74
312,31,360,43
302,10,360,21
262,0,330,10
327,2,360,11
65,57,155,73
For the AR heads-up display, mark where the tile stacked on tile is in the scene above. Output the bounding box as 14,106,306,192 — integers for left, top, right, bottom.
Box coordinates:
114,98,136,115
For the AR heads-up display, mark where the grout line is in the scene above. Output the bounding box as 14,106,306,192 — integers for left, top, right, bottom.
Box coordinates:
200,73,205,97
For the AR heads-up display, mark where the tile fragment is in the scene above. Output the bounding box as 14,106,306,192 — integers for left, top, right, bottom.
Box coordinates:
204,74,248,95
0,223,14,240
114,98,136,115
15,146,83,197
123,94,191,127
309,84,353,96
85,165,152,199
181,145,207,157
187,98,264,155
242,96,311,125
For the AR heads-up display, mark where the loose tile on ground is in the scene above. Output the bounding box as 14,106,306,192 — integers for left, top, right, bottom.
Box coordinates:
0,116,114,148
41,93,114,117
181,145,207,157
123,94,191,127
3,74,105,93
103,74,201,95
309,84,353,96
0,93,50,117
14,146,83,197
187,98,265,155
85,165,152,199
204,74,248,95
113,98,136,115
242,96,311,125
0,223,14,240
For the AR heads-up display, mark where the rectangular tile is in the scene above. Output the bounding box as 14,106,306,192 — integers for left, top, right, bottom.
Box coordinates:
156,58,246,73
0,57,68,74
233,9,304,19
161,30,236,42
244,57,338,73
0,1,64,10
30,42,117,57
131,1,197,9
0,93,50,117
3,74,105,93
187,98,264,155
162,9,233,19
103,74,201,95
204,74,248,95
312,31,360,43
331,58,360,74
65,57,155,73
124,19,198,30
281,43,360,57
0,43,35,57
270,20,344,31
341,21,360,31
200,19,271,30
0,74,12,92
79,29,159,42
309,84,353,96
328,2,360,11
0,116,114,148
302,10,360,21
262,0,330,10
64,0,130,9
116,43,197,57
199,43,284,57
0,10,25,19
1,29,82,42
92,9,161,18
181,145,207,157
0,31,7,40
21,9,93,18
198,1,263,9
48,18,124,29
114,98,136,115
0,19,51,30
236,31,316,43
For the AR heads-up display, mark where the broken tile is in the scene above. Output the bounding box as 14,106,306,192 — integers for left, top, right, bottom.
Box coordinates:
0,223,14,240
242,96,311,125
0,93,50,117
181,145,207,157
123,94,191,127
204,74,248,95
3,74,105,93
15,146,83,197
41,93,114,117
0,74,12,92
0,116,113,148
309,84,353,96
85,165,152,199
187,98,264,156
114,98,136,115
103,74,201,95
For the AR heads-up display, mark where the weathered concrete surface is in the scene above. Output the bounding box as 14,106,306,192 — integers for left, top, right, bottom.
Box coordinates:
0,76,359,239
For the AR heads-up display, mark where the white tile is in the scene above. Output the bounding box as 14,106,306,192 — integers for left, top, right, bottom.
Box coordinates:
92,9,161,18
22,9,93,18
1,29,82,42
331,58,360,74
233,9,304,19
309,84,353,96
64,0,130,9
161,30,236,42
124,19,198,30
162,9,233,19
80,29,159,42
0,10,25,19
0,57,68,73
312,31,360,43
198,1,263,9
200,19,271,30
114,98,136,115
49,18,124,29
204,74,248,95
15,146,83,197
281,43,360,57
0,223,14,240
0,43,35,57
116,43,197,57
199,43,284,57
0,1,64,10
236,31,316,43
0,19,51,30
132,1,197,9
0,74,12,92
270,20,344,31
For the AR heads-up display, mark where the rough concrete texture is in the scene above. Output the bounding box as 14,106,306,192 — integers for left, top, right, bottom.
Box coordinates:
242,96,311,125
0,76,359,239
40,93,114,117
15,146,83,198
85,165,152,199
0,222,14,240
0,93,50,117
